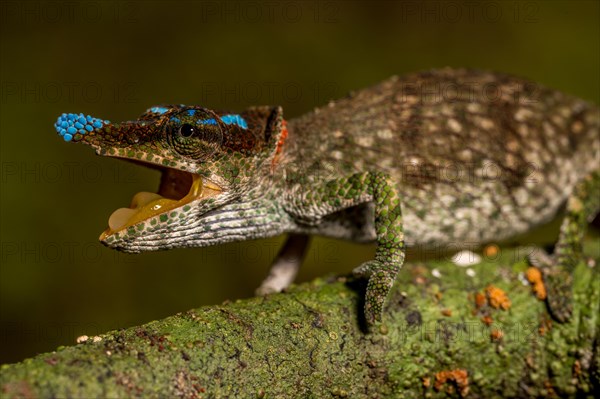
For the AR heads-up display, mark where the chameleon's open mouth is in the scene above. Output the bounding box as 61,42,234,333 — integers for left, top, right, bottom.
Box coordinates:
100,168,222,240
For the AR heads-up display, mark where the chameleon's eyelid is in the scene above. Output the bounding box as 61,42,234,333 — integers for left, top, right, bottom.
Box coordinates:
220,114,248,129
167,107,232,127
191,115,247,129
168,108,210,125
146,105,204,120
147,106,170,115
197,118,218,126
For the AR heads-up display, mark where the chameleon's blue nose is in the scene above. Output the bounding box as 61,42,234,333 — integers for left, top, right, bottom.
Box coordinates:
54,113,110,142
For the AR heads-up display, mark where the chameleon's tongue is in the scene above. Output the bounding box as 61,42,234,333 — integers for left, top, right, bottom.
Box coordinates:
107,192,169,232
101,175,221,239
102,176,202,237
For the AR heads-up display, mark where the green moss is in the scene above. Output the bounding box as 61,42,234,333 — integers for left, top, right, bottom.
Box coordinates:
1,243,598,398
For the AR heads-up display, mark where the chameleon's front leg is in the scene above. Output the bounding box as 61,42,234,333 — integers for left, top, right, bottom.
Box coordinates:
529,170,600,322
287,172,405,326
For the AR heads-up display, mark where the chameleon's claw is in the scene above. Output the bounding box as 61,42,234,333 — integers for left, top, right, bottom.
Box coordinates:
355,260,397,326
352,261,374,278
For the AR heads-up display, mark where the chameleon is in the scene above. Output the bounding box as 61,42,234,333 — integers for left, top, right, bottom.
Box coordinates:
54,68,599,327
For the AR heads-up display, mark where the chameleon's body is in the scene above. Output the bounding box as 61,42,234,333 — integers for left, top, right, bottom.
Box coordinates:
55,68,599,326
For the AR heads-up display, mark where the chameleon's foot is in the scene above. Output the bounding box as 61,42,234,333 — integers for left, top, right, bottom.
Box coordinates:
255,234,309,296
354,260,397,325
527,249,573,323
526,171,600,323
255,259,300,296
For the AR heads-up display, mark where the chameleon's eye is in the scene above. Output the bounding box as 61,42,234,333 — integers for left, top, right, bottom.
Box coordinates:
167,109,223,160
179,124,196,138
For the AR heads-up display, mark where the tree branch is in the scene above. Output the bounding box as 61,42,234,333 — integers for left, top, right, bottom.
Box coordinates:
1,243,599,398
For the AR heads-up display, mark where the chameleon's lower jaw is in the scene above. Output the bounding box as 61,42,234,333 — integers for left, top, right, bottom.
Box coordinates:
99,169,222,240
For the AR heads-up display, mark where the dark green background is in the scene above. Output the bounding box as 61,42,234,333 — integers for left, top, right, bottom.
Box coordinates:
1,0,598,364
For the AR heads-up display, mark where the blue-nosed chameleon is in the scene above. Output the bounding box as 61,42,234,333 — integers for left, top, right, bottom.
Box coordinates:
54,68,599,327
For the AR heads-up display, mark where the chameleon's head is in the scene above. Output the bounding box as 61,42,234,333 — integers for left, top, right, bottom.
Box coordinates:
54,105,285,252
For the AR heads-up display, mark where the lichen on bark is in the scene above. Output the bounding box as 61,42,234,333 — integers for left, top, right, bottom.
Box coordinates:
1,238,599,398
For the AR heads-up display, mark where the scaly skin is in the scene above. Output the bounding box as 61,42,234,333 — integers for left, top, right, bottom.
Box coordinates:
54,68,600,327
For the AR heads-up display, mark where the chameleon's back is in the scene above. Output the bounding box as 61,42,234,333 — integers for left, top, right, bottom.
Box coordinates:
286,68,599,246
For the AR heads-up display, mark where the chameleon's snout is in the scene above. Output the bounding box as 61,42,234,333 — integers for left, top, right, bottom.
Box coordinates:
54,113,110,142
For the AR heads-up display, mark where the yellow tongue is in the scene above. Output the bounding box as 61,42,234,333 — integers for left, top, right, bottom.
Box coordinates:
101,175,204,239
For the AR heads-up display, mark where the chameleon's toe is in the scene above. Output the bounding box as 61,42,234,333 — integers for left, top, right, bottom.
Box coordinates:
353,259,377,278
527,250,573,323
355,261,397,326
544,274,573,323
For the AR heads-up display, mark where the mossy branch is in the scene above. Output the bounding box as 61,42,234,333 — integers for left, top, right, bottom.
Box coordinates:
1,244,599,398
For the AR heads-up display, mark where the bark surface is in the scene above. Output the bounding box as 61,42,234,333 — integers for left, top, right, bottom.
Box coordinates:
1,241,599,398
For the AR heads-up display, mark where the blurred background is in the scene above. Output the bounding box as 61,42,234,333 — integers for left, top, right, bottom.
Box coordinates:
1,0,598,364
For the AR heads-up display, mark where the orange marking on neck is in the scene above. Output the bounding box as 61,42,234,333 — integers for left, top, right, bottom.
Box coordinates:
271,119,288,172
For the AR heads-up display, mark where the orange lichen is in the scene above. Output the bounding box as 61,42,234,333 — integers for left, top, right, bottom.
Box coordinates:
490,329,504,341
434,369,469,397
484,244,499,258
486,285,511,310
481,315,493,326
474,292,486,308
538,317,552,336
441,309,452,317
573,360,581,377
422,377,431,388
526,267,547,300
